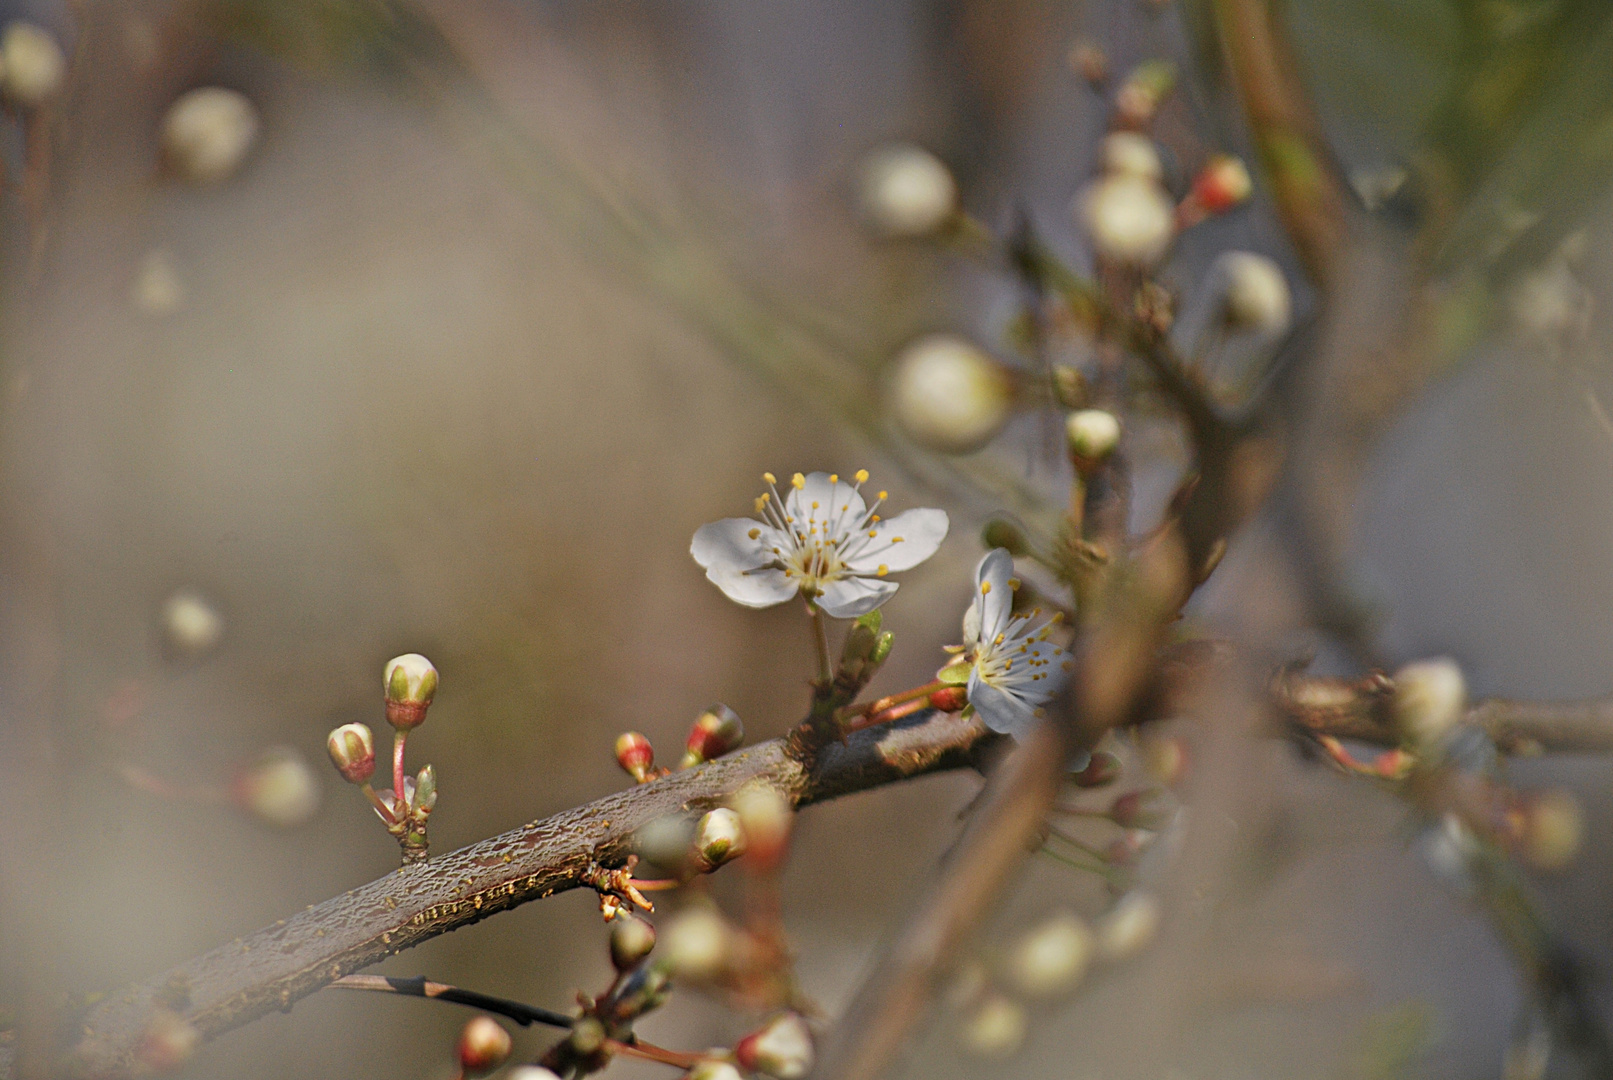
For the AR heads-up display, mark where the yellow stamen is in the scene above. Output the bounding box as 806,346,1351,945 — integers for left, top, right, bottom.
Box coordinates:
877,564,889,576
1008,577,1021,591
878,491,888,500
792,473,805,489
981,582,992,594
763,472,776,484
748,528,760,539
855,469,869,483
829,474,838,484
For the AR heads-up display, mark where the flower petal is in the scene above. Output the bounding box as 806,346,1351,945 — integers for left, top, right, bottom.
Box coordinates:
968,670,1036,739
972,548,1015,643
817,575,899,618
706,566,798,609
844,508,950,574
691,517,780,573
784,472,867,540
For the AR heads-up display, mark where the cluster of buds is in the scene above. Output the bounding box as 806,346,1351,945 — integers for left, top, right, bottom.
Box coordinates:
326,653,440,864
616,706,747,785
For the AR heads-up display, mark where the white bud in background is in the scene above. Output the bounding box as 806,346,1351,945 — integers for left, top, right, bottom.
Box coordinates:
506,1069,564,1080
734,1013,814,1080
161,87,259,184
1391,657,1466,749
1005,911,1093,997
1096,891,1161,962
889,334,1012,454
1065,408,1120,461
0,23,65,107
1100,132,1163,183
857,143,957,238
959,993,1027,1057
132,248,187,316
686,1062,744,1080
161,588,224,659
662,907,731,980
235,747,320,828
1521,789,1582,871
691,806,747,870
1078,174,1174,267
1218,251,1291,335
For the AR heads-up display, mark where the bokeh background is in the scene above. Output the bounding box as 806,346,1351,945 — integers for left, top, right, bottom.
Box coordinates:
2,2,1612,1078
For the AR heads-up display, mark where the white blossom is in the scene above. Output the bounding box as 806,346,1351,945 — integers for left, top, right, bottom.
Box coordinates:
692,471,948,618
963,548,1070,737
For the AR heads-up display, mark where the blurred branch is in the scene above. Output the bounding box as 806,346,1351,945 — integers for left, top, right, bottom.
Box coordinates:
59,710,992,1079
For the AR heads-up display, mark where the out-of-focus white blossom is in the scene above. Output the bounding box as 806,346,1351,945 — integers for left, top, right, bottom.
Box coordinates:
0,23,65,107
161,588,224,659
888,334,1012,453
1391,657,1466,750
1006,911,1093,997
161,87,259,183
235,747,320,828
857,143,957,238
1078,173,1174,266
1100,132,1162,182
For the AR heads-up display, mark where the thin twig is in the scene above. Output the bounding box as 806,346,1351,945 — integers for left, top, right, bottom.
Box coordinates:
329,974,574,1029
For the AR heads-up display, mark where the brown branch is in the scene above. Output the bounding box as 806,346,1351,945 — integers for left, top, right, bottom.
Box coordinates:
56,710,993,1079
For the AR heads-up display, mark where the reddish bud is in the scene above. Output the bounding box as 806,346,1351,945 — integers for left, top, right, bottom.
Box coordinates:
326,722,376,785
615,731,656,783
680,704,744,768
928,685,968,712
1189,155,1252,215
1109,790,1146,827
457,1016,512,1077
1072,750,1122,788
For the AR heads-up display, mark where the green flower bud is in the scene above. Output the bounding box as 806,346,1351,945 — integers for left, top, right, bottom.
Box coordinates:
609,914,658,971
384,653,438,730
691,807,747,871
413,764,437,814
326,723,376,785
980,519,1030,556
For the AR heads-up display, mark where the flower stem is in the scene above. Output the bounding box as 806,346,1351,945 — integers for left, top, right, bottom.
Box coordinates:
607,1038,705,1070
392,730,408,810
840,679,949,723
809,602,831,686
360,782,395,823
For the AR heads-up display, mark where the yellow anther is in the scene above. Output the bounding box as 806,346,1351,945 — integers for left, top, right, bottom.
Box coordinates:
1008,577,1021,591
892,536,904,543
754,497,767,513
763,472,776,484
855,469,869,483
792,473,805,489
829,474,838,484
748,528,760,539
878,491,888,500
812,501,819,509
981,582,992,594
877,564,889,576
871,514,881,523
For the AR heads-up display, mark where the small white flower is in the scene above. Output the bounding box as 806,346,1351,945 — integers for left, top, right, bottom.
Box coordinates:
963,549,1070,737
691,471,948,618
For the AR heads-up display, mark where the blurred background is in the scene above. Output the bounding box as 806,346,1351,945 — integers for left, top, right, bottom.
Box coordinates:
2,1,1613,1078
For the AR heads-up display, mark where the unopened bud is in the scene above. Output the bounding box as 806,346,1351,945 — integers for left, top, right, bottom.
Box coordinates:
1065,408,1121,462
1096,891,1161,962
938,656,972,685
610,914,658,971
1078,174,1174,266
234,747,320,828
326,723,376,784
732,783,792,869
1067,39,1107,85
870,631,894,667
1521,789,1582,871
136,1010,198,1073
981,519,1029,556
615,731,656,782
960,993,1026,1057
1101,132,1163,182
383,653,438,730
687,1062,744,1080
1053,364,1088,409
1114,59,1176,127
568,1016,606,1056
929,685,968,712
507,1069,564,1080
607,958,673,1020
889,334,1013,454
0,23,65,107
1190,154,1252,215
1006,911,1093,997
161,588,224,660
1391,658,1466,750
663,907,731,980
1218,251,1291,335
414,764,437,814
691,807,747,870
161,87,259,184
1072,749,1122,787
457,1016,512,1077
857,143,958,239
681,705,744,768
838,610,888,684
734,1013,814,1080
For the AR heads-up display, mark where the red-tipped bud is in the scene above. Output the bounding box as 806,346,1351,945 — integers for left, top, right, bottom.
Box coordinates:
734,1013,814,1080
326,723,376,784
609,914,658,971
680,704,744,768
1189,154,1252,216
928,686,968,712
1072,750,1122,788
615,731,656,783
732,783,792,870
383,653,438,730
457,1016,512,1077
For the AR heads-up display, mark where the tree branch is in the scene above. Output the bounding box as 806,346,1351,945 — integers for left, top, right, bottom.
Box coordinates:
57,710,992,1080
